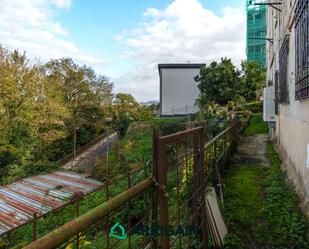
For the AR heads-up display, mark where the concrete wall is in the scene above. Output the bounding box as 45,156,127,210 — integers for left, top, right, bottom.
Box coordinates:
161,68,200,116
266,0,309,213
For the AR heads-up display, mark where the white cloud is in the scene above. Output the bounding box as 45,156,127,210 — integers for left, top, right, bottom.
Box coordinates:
115,0,246,101
0,0,105,66
52,0,71,9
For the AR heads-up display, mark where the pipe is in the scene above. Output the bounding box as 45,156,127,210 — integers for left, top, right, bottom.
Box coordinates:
23,178,154,249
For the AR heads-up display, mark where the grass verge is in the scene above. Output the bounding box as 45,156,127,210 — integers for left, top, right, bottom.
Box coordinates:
223,142,309,249
243,113,268,135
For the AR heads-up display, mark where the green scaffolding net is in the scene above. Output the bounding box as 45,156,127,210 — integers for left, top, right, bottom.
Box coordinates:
246,0,267,68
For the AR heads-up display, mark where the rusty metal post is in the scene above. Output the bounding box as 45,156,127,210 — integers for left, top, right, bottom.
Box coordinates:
152,128,159,248
127,172,132,249
175,147,182,248
191,133,200,225
198,128,208,248
106,151,110,249
76,200,80,249
32,213,37,242
105,180,110,249
212,140,220,194
155,132,170,249
143,159,149,226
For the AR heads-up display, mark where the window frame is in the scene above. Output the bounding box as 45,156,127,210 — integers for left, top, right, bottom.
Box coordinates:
295,0,309,100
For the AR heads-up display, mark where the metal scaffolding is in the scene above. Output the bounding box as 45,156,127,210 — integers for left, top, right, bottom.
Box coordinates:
246,0,267,68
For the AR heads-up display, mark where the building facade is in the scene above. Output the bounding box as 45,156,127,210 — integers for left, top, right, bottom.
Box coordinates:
159,64,205,117
246,0,267,68
266,0,309,213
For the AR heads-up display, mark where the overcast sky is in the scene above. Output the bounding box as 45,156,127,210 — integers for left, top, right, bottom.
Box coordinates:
0,0,246,101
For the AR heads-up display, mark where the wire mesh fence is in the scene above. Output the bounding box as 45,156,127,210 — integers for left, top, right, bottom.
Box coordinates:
23,121,241,249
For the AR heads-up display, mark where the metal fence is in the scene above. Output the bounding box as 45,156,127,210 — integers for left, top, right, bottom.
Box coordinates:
23,121,240,249
58,130,117,168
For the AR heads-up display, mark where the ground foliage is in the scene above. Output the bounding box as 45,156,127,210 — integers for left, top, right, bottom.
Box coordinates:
243,113,268,135
223,117,309,249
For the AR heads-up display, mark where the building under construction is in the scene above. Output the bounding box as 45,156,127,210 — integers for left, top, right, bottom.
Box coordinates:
246,0,267,68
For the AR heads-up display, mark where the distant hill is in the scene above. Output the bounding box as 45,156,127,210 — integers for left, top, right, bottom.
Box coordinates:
139,100,159,106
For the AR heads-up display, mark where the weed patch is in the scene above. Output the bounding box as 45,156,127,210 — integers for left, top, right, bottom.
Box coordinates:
243,113,268,135
223,142,309,249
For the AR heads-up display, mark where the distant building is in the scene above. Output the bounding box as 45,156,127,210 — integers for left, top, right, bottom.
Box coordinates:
158,63,205,117
265,0,309,213
246,0,267,68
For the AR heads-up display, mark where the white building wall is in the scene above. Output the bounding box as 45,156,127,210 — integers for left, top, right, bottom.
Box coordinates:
266,0,309,211
160,68,200,116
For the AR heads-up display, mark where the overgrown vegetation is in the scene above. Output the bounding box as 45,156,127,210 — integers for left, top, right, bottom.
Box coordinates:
0,47,270,248
223,130,309,248
1,117,189,248
0,46,152,184
243,113,268,135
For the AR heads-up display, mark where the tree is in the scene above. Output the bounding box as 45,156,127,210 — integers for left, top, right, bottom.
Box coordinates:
113,93,151,122
0,47,68,182
195,58,266,108
44,58,111,128
43,58,114,160
195,58,241,106
240,61,266,101
117,112,131,138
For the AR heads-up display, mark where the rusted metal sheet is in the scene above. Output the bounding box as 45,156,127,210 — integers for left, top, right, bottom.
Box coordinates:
0,171,102,236
23,178,154,249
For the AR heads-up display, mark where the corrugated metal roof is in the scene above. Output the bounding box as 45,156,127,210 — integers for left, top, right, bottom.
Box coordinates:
0,171,103,236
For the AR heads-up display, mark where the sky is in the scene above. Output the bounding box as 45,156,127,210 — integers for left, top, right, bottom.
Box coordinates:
0,0,246,101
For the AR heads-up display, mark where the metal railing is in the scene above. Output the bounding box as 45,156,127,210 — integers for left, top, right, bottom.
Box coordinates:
23,121,241,249
57,130,117,167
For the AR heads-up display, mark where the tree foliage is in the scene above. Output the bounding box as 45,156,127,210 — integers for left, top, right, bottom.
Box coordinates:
195,58,266,107
0,46,151,184
240,61,266,101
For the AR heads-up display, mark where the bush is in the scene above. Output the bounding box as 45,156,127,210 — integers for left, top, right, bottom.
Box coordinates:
244,101,263,113
117,113,131,138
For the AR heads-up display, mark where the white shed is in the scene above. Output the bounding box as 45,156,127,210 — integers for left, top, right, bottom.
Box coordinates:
159,63,205,117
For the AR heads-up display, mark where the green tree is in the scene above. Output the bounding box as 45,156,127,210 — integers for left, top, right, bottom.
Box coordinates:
117,112,131,138
43,58,114,160
195,58,266,108
195,58,241,106
240,61,266,101
0,47,68,182
113,93,151,122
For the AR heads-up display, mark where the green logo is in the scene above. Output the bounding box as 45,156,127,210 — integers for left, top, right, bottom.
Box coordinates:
109,222,127,240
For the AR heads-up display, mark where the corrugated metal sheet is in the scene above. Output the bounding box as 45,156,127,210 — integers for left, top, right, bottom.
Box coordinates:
0,171,102,235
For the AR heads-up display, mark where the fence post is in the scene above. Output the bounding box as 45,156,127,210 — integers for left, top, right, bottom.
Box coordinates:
152,129,159,248
32,213,37,242
197,128,208,248
192,133,199,225
154,129,170,249
76,200,80,249
127,172,132,249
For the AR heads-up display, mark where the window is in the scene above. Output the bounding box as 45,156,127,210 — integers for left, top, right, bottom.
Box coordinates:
295,0,309,100
275,71,279,114
279,35,289,103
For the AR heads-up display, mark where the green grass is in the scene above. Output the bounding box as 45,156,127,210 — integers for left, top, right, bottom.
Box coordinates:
223,142,309,249
243,113,268,135
151,117,186,125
